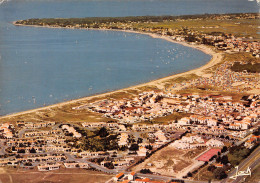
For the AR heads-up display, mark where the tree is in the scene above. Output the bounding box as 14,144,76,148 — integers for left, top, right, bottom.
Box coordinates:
24,162,32,166
16,154,22,158
30,148,36,153
221,146,228,153
185,35,198,42
119,145,127,151
216,156,221,163
129,144,139,151
210,155,217,161
12,146,16,151
104,162,114,169
97,127,109,137
145,145,153,150
207,165,216,172
128,135,136,143
213,168,227,180
252,127,260,136
140,169,152,174
220,155,229,165
18,149,25,153
228,147,250,166
137,138,143,144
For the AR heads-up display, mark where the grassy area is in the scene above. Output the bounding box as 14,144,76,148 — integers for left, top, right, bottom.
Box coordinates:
227,145,250,166
136,112,191,125
163,74,200,88
222,52,259,63
132,147,194,177
193,165,214,181
0,167,113,183
106,91,134,100
231,62,260,73
126,89,141,95
133,18,259,40
150,112,191,123
0,106,113,123
136,85,160,92
203,52,259,74
176,88,244,102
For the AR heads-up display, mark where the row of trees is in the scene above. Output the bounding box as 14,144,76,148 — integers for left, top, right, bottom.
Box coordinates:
16,13,257,27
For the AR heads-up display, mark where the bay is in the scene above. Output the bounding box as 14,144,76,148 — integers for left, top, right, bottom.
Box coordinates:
0,0,258,115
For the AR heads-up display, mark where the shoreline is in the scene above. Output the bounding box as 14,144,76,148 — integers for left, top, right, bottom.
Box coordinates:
0,23,223,120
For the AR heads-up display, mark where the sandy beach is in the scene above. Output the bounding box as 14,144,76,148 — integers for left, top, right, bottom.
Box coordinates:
0,25,223,120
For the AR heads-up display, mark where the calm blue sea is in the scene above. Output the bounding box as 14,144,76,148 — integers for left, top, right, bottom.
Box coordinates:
0,0,258,116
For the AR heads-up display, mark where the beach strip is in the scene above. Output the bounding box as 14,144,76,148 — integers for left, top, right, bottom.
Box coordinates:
0,26,223,120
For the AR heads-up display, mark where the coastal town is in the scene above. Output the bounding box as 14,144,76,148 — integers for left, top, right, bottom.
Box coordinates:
0,12,259,183
0,79,259,182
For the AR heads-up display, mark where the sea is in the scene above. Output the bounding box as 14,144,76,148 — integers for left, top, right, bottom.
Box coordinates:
0,0,258,116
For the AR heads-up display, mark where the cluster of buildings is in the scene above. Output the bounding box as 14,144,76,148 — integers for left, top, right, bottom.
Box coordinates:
0,93,258,180
170,135,223,150
61,124,82,138
88,92,259,132
82,122,126,132
0,153,79,172
92,15,260,57
216,37,259,57
0,119,174,172
0,123,13,138
16,121,56,128
1,90,257,177
159,27,260,57
172,62,260,93
88,91,167,122
244,135,260,149
0,122,97,172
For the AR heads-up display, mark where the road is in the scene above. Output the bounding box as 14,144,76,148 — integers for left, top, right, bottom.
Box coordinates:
65,153,116,174
221,145,260,183
73,141,258,183
135,172,221,183
65,152,212,182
